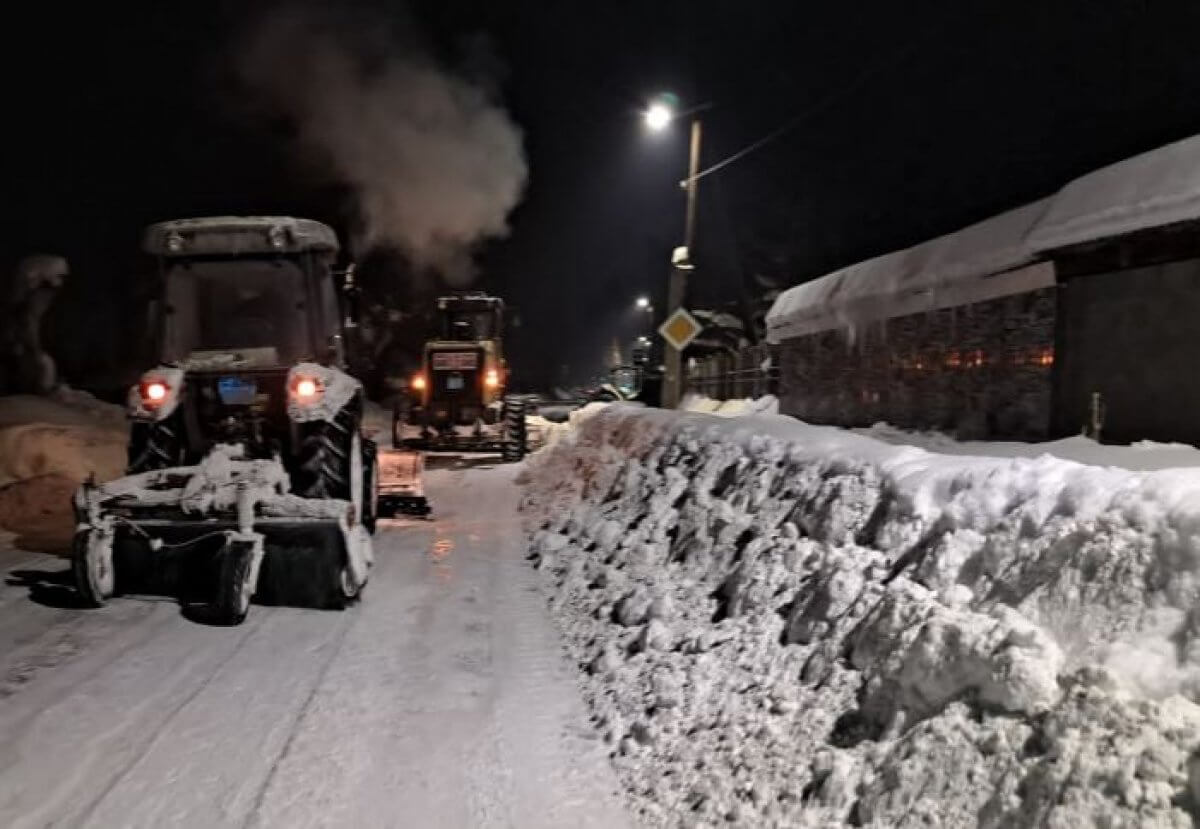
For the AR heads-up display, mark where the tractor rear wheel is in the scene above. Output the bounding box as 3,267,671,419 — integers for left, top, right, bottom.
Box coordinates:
294,402,359,500
501,396,527,462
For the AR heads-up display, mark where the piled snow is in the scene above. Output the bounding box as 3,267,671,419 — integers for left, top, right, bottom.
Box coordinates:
860,422,1200,472
521,406,1200,826
526,402,615,454
0,392,126,487
681,393,780,417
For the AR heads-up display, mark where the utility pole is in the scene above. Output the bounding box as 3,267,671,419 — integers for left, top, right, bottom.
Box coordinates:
662,117,701,409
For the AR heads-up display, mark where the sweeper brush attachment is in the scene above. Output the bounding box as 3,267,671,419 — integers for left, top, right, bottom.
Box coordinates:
72,445,373,625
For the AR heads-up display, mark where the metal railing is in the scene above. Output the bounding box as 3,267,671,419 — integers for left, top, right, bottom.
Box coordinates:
684,344,779,400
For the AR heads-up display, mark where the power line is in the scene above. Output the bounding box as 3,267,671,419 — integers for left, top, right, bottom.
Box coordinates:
683,23,946,186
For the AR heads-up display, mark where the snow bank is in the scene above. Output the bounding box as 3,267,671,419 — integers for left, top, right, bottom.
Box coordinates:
522,406,1200,826
860,422,1200,471
0,391,126,550
0,392,126,487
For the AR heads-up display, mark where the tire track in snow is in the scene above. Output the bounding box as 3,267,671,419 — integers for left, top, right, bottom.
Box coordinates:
0,466,629,828
72,617,265,827
0,603,269,828
246,466,628,828
239,605,362,829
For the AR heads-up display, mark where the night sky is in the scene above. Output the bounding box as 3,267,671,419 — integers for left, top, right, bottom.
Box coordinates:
5,1,1200,391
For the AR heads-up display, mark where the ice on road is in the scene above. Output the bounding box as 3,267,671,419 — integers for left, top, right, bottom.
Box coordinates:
0,463,628,829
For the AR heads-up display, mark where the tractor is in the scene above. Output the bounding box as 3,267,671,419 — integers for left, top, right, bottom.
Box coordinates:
392,292,527,461
71,216,424,626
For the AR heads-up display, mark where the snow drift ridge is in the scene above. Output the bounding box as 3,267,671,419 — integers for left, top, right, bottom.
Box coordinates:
522,406,1200,826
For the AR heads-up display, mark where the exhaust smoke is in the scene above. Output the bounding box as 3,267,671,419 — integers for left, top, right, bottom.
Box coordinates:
237,6,528,282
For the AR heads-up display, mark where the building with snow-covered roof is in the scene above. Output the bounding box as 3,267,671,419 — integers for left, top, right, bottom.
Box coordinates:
764,134,1200,444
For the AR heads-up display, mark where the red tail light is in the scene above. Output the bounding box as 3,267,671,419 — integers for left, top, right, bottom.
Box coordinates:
289,375,322,403
141,380,169,406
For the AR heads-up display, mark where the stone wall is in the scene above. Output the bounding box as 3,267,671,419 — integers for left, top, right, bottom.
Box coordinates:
777,287,1056,439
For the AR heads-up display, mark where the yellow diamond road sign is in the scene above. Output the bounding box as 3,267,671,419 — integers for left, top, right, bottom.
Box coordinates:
658,308,703,351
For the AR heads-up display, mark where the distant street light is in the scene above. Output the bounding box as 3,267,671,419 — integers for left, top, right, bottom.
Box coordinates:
635,296,651,310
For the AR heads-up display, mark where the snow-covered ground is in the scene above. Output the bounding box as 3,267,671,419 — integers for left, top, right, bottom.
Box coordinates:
522,404,1200,826
0,465,628,828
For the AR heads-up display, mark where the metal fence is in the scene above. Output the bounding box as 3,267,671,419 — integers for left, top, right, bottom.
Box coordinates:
684,344,779,400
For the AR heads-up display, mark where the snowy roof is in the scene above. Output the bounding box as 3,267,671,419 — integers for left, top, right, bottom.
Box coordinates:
142,216,340,257
767,133,1200,342
1026,135,1200,253
766,200,1051,342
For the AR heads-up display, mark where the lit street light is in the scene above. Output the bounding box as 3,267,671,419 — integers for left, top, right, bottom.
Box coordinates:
644,102,672,132
635,296,651,310
644,93,704,409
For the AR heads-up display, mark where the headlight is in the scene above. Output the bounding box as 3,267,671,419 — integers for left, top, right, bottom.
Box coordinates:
484,368,500,388
411,373,427,391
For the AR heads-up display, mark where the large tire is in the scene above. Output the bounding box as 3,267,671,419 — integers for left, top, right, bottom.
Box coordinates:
294,400,359,500
127,416,186,474
213,538,257,626
501,396,527,463
72,529,115,607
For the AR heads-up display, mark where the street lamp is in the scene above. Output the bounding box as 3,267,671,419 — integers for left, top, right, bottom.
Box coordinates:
643,93,704,409
644,102,672,132
635,296,651,310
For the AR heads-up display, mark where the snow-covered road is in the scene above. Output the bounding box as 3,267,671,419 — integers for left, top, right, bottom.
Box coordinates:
0,463,628,829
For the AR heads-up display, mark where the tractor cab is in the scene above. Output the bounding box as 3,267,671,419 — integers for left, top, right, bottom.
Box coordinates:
147,217,345,374
437,294,504,343
132,217,362,468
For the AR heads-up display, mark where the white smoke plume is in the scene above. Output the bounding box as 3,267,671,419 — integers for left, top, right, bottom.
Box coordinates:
237,5,527,281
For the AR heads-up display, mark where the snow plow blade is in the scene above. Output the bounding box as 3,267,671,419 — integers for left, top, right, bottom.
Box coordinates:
71,446,372,624
376,448,431,517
